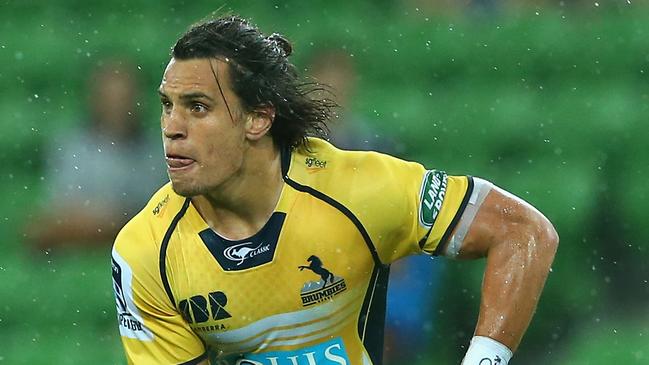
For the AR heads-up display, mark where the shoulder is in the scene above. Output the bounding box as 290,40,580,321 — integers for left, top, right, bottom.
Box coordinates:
286,137,426,192
112,183,187,264
284,137,428,227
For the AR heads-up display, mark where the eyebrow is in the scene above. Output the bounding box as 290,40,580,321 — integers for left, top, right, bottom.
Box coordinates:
157,89,216,102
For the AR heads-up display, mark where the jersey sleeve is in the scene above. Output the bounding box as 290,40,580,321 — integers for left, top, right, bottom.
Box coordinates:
112,222,206,365
357,154,474,264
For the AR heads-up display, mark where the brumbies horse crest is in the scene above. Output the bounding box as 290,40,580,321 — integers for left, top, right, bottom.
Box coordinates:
298,255,347,307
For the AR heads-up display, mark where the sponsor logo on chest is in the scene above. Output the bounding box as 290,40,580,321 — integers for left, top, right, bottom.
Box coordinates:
179,291,232,333
236,337,350,365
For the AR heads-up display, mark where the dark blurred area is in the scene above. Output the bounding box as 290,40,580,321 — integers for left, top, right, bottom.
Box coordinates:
1,1,648,364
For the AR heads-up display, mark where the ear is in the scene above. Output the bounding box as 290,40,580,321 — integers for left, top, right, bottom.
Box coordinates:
244,105,275,141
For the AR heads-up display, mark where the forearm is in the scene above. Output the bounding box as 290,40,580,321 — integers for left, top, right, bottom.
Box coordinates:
474,221,558,351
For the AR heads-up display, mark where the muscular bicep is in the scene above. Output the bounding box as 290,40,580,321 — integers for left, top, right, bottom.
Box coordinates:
449,181,553,260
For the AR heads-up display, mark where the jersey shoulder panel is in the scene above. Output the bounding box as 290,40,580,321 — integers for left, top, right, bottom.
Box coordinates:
112,182,189,312
114,184,182,260
286,138,473,263
286,138,420,263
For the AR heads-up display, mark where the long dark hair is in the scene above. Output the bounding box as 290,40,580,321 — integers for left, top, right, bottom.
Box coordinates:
172,15,336,149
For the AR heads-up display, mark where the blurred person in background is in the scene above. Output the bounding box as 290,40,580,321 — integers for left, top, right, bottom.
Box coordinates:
308,48,439,365
111,15,558,365
25,59,166,251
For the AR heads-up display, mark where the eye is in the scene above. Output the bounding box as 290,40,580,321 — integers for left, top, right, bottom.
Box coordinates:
161,99,172,113
190,103,208,114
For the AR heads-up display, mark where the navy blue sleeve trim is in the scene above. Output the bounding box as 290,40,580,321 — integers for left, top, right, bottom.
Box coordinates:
178,352,207,365
432,176,475,256
160,198,192,307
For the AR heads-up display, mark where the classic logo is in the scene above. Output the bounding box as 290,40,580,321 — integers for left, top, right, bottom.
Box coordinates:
298,256,347,307
199,212,285,272
305,157,327,169
238,337,350,365
223,241,271,266
179,291,231,332
418,170,448,228
111,252,154,340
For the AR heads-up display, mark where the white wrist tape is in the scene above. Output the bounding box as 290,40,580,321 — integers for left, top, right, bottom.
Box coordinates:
461,336,513,365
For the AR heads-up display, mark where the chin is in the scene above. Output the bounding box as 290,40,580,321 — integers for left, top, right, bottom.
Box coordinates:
170,180,203,198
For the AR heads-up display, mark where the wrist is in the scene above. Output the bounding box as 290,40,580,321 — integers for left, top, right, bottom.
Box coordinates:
461,336,513,365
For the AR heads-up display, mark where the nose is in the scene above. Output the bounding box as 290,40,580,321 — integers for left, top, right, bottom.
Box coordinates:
162,109,186,140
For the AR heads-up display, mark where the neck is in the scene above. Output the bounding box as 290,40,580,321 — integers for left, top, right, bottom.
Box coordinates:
191,139,284,240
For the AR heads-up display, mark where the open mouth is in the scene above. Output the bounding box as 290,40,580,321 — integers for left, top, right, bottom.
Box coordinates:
165,154,195,170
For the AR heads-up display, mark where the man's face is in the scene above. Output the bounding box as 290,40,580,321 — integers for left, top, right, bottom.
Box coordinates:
159,57,248,197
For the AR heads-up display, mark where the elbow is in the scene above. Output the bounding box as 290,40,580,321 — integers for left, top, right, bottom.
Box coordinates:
532,214,559,266
542,217,559,253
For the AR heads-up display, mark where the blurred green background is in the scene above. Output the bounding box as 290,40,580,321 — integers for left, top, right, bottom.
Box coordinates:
1,0,648,364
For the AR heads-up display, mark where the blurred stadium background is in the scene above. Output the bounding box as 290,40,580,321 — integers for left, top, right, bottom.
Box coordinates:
1,0,648,363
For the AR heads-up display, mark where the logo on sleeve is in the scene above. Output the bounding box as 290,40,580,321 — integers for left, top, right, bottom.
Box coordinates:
419,170,448,228
152,194,170,217
112,251,154,341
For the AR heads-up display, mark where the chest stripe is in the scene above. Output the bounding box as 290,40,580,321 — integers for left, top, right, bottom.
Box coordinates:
159,198,191,307
207,291,362,355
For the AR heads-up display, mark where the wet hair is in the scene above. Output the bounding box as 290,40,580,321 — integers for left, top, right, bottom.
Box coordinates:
171,15,336,149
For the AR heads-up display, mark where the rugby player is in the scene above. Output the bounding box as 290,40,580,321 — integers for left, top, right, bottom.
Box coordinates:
111,15,559,365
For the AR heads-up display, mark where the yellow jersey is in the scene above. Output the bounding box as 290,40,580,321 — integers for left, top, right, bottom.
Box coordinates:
111,138,473,365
